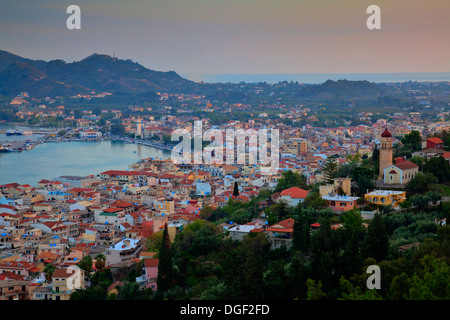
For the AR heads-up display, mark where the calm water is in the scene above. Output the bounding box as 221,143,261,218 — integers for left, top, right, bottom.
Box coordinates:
0,123,45,142
0,140,171,186
193,72,450,84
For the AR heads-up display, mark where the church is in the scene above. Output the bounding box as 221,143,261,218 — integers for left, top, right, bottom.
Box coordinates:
378,128,419,185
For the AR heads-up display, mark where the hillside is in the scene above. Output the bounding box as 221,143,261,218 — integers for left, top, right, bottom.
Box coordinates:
295,79,385,100
0,50,196,98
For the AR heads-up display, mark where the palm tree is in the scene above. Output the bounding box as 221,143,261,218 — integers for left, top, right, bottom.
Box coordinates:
95,254,106,271
44,264,56,283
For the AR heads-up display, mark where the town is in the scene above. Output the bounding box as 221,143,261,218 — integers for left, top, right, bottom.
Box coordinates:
0,83,449,300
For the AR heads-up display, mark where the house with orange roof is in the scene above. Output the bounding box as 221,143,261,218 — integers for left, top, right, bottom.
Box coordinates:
278,187,309,207
51,267,86,300
265,218,295,250
383,160,419,185
426,137,444,149
106,281,123,296
35,252,62,266
443,151,450,163
0,261,40,278
141,258,159,291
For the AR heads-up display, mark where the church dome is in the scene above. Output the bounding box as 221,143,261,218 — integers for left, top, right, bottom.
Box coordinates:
381,128,392,138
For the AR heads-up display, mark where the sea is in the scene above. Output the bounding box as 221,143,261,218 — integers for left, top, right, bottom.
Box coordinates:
192,72,450,84
0,124,171,186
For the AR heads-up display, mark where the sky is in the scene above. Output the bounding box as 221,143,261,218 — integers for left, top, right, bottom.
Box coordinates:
0,0,449,81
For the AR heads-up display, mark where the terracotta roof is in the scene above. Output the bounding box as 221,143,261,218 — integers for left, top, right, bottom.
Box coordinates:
144,258,159,268
52,267,76,278
107,281,123,292
427,137,444,144
103,207,123,213
393,160,419,170
267,218,295,233
0,271,27,281
280,187,309,199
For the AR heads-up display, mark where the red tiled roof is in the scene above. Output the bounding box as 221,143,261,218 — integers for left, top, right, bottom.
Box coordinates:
52,267,76,278
427,137,443,144
0,271,27,281
103,207,123,213
394,160,419,170
280,187,309,199
144,258,159,268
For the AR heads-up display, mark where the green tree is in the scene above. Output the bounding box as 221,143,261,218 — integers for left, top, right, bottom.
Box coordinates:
401,130,422,152
387,273,411,300
157,223,175,296
410,194,430,210
288,252,310,299
339,276,383,300
77,255,93,274
233,181,239,197
406,172,437,195
223,234,266,300
351,166,375,196
302,192,328,210
265,200,289,224
293,213,311,253
110,123,125,135
145,230,163,252
44,264,56,283
362,214,389,262
408,255,450,300
322,157,338,184
306,278,326,300
274,170,308,193
422,156,450,184
95,254,106,271
199,205,214,220
118,281,142,300
263,261,289,299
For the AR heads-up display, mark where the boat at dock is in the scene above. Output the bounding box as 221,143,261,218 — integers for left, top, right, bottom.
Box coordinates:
6,129,22,136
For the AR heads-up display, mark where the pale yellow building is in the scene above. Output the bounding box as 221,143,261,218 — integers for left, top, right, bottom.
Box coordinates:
51,267,86,300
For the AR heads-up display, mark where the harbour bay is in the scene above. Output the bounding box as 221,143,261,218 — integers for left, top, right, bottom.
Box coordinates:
0,140,171,186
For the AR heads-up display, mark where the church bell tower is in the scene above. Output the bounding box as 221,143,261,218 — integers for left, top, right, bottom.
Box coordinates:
378,127,393,180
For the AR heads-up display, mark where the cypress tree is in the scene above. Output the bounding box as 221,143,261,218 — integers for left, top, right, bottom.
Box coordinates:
157,223,175,296
233,181,239,197
362,213,389,262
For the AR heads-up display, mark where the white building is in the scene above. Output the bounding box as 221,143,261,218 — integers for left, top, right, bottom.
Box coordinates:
228,225,259,241
79,131,102,139
105,238,143,266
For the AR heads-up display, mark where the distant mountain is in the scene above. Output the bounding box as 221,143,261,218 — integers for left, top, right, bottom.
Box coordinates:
0,50,196,98
0,50,47,72
295,79,385,100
